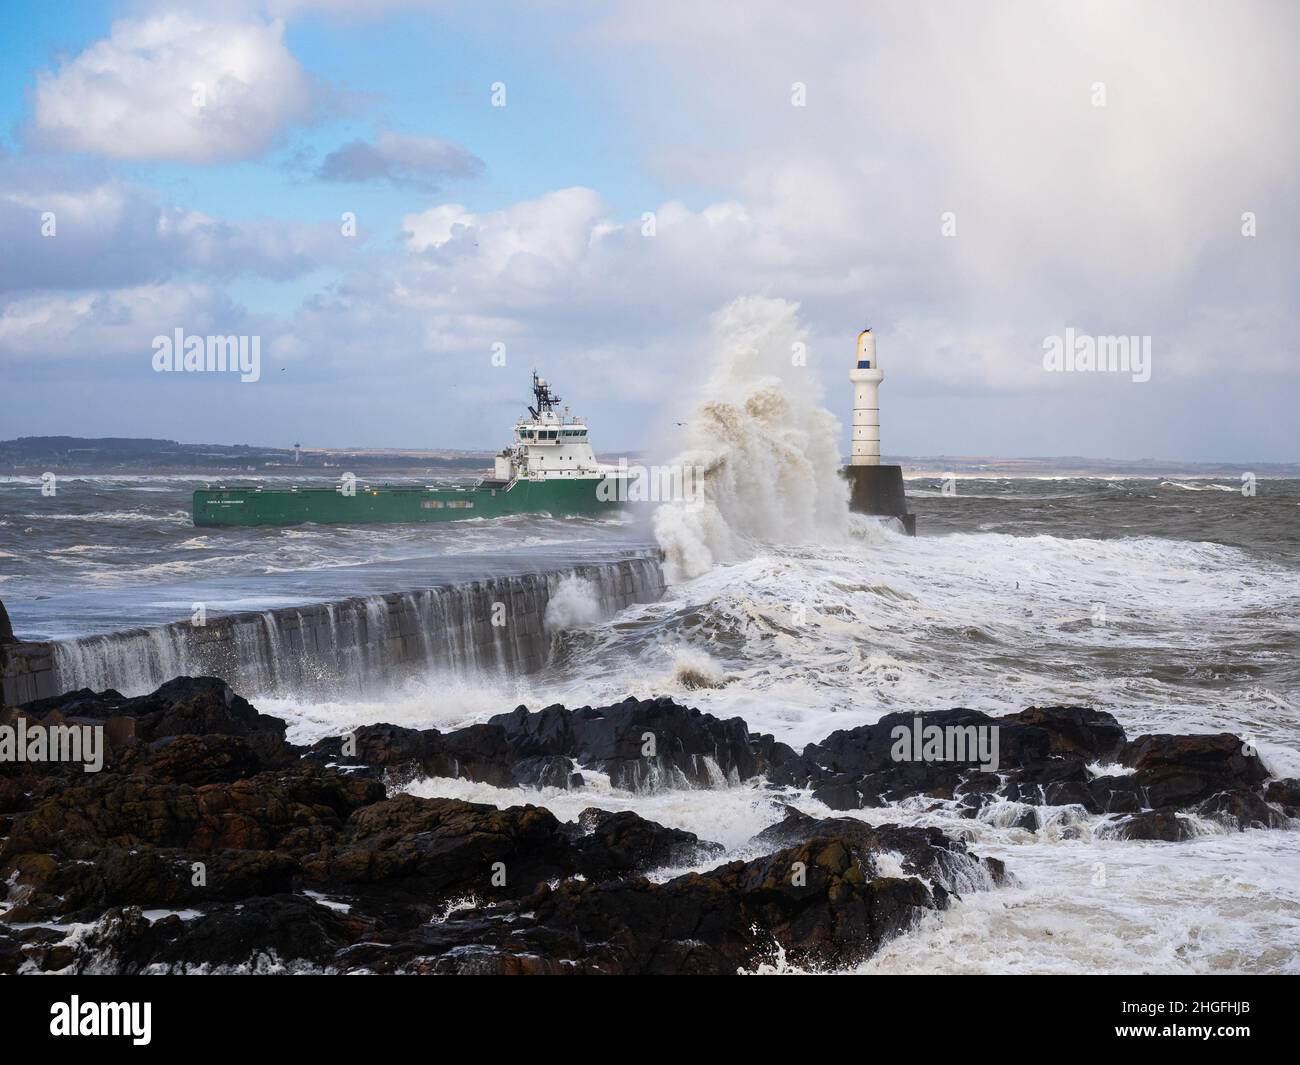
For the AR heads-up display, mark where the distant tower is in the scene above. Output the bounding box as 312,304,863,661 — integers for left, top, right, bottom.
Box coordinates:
293,442,301,464
848,328,883,466
842,327,915,535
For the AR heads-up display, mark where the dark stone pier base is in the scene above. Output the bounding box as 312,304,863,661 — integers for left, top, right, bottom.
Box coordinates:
842,465,916,536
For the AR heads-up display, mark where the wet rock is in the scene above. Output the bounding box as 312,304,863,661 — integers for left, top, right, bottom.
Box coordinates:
749,806,1009,890
16,676,295,771
1121,733,1268,808
488,696,795,789
998,706,1126,761
0,926,24,975
9,676,1296,976
0,765,383,920
770,707,1052,798
302,796,723,919
76,897,355,974
1196,789,1289,830
811,775,863,811
1265,778,1300,816
2,766,380,859
1086,775,1143,814
771,708,1284,829
570,807,723,873
341,836,945,975
308,695,796,792
1111,810,1196,842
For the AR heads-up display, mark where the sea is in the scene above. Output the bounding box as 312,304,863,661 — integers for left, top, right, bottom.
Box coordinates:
3,307,1297,974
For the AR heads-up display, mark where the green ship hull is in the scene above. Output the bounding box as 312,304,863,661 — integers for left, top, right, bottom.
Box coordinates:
193,477,624,527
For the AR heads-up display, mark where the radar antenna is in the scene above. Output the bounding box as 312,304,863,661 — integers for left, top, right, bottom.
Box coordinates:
528,370,562,419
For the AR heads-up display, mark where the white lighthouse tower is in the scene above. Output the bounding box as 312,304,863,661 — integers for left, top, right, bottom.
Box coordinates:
848,328,883,466
841,326,915,534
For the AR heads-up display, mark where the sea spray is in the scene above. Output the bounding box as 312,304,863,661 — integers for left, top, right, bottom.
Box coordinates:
671,646,727,690
653,297,850,582
543,575,603,632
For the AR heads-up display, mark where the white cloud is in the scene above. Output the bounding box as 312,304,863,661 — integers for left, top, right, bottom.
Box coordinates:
0,283,254,363
401,204,476,251
572,0,1300,389
29,13,318,163
0,168,363,292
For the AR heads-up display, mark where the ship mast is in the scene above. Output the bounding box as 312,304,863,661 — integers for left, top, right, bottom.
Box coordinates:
528,370,562,420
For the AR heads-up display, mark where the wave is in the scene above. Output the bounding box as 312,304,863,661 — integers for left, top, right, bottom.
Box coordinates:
19,510,191,524
1160,480,1238,492
653,296,851,582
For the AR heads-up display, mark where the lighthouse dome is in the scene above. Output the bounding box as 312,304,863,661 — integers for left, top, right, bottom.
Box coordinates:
852,328,879,376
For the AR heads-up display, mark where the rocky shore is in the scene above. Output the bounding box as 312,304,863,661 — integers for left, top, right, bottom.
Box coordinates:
1,678,1295,974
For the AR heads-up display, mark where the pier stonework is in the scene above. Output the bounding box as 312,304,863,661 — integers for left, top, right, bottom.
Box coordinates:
0,557,664,706
843,464,917,536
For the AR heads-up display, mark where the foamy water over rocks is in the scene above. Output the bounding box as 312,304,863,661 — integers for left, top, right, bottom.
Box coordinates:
2,678,1296,974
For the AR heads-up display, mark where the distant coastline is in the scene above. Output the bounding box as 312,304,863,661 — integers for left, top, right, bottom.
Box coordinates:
3,435,1295,480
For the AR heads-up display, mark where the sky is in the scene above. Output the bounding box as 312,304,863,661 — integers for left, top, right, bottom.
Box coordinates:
0,0,1296,462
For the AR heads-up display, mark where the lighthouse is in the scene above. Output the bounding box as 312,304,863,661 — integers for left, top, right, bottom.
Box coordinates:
849,329,883,465
842,327,915,534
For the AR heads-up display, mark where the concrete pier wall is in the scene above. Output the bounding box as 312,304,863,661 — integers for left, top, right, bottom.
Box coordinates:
1,555,665,705
842,464,917,535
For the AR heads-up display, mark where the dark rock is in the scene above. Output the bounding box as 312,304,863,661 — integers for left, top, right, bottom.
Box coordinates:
488,696,794,789
340,836,948,975
812,775,863,810
570,807,723,873
17,676,295,771
1265,778,1300,815
1122,733,1268,808
12,675,1297,976
1086,775,1143,814
749,806,1008,891
770,707,1113,808
1111,811,1195,842
998,706,1126,761
76,897,356,974
302,796,724,919
771,709,1285,828
308,695,796,792
1197,789,1289,830
0,765,383,920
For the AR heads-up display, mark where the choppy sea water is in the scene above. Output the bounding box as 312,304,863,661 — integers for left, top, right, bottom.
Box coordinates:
0,474,657,640
2,473,1299,973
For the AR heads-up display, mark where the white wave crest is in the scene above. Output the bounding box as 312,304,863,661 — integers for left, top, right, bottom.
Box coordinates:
543,575,603,632
653,296,850,582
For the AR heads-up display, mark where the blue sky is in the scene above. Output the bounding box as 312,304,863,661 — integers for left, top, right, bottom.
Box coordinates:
1,1,1297,461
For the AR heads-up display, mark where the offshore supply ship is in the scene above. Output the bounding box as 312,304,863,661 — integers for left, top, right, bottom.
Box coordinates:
192,373,627,527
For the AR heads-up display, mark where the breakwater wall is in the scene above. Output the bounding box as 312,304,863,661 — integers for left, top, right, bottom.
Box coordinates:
1,555,664,704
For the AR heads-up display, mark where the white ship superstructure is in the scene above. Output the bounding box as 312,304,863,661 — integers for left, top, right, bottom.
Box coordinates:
494,372,612,483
